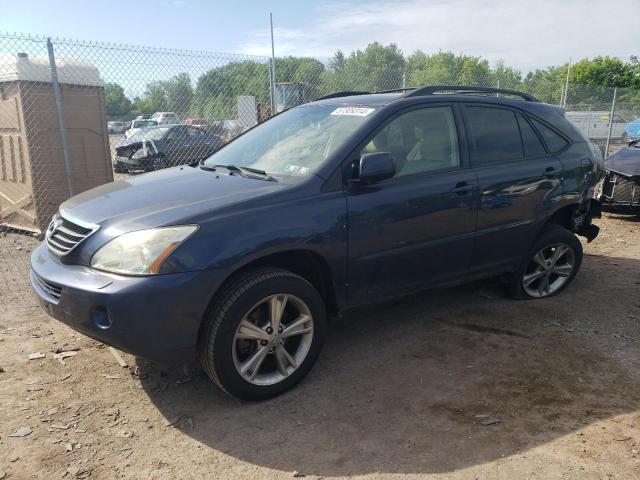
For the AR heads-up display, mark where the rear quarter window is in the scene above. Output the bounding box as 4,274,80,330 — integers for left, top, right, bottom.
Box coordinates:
517,113,547,157
530,118,569,153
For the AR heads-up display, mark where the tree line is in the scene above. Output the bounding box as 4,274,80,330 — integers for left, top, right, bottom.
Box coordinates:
105,42,640,121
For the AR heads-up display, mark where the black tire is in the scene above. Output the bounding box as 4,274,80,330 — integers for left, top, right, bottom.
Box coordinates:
199,267,326,401
151,156,167,171
506,224,583,300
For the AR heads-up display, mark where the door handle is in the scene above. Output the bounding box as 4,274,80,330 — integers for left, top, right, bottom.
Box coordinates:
450,181,473,195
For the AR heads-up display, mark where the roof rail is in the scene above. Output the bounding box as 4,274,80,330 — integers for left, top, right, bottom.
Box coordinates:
315,91,370,101
403,85,540,102
372,87,415,94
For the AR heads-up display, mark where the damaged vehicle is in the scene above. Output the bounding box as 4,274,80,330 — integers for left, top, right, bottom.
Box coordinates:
124,118,157,139
31,86,602,401
600,140,640,211
113,124,222,173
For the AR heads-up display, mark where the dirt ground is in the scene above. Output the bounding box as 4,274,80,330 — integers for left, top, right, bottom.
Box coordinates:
1,212,640,480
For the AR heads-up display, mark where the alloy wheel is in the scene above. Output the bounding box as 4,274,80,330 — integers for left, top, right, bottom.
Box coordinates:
522,243,576,298
152,158,166,171
232,294,314,386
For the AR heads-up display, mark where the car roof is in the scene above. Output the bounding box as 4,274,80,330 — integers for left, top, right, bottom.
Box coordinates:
310,91,559,113
308,87,583,141
311,92,404,106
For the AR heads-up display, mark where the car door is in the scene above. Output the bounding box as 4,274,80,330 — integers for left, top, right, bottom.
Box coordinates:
184,126,213,161
164,126,191,165
346,104,478,304
462,104,564,274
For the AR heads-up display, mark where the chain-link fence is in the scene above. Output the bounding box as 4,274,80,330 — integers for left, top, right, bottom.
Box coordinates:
1,32,639,310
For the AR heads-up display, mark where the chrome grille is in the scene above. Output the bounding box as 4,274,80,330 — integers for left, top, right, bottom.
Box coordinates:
32,272,62,300
45,213,99,256
607,175,640,206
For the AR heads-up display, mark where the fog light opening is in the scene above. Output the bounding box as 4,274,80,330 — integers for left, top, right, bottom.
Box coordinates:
92,306,112,330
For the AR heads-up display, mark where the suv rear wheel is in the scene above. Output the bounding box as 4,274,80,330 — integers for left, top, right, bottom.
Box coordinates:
199,267,326,400
507,224,583,299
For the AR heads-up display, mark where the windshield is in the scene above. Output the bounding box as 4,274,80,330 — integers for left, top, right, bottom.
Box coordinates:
132,120,156,129
203,104,378,178
129,125,171,141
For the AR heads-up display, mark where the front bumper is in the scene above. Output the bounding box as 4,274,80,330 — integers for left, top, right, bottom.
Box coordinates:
29,243,222,364
113,156,150,172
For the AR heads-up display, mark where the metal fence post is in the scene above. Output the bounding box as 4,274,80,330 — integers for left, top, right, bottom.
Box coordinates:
562,57,571,108
46,37,74,197
269,13,277,116
268,59,275,115
605,87,618,157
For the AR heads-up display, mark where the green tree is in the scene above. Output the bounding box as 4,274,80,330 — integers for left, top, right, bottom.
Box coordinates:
133,81,168,116
163,73,194,117
191,57,325,120
407,51,491,87
133,73,194,117
104,82,133,120
491,61,522,90
571,56,640,88
328,50,347,71
191,61,270,121
322,42,406,93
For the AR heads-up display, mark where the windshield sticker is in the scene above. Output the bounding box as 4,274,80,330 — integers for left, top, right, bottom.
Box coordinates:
284,165,311,176
330,107,375,117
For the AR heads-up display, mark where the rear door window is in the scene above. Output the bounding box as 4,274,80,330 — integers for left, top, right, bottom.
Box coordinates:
530,118,569,153
465,106,524,165
517,113,547,157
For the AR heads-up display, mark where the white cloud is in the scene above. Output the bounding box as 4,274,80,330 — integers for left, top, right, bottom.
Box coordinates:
237,0,640,71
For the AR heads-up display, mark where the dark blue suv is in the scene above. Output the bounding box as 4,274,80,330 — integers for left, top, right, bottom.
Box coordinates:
30,86,602,400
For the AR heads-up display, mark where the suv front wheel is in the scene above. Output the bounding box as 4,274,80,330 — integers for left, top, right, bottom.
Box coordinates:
199,267,326,400
507,224,583,299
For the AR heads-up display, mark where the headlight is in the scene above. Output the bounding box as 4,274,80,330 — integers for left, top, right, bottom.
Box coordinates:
132,148,147,159
132,140,157,159
90,225,198,275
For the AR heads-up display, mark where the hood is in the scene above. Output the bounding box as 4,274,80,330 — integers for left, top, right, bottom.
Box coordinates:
605,146,640,178
60,166,286,229
116,135,150,151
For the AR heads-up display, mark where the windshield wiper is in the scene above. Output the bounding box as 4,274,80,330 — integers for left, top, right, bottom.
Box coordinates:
198,161,217,172
239,166,269,176
199,161,275,181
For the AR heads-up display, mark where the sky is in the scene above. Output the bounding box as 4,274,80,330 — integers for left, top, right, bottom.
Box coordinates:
1,0,639,72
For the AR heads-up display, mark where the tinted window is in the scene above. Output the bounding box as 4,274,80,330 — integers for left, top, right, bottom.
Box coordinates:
517,113,547,157
166,126,187,141
361,106,460,178
466,107,523,164
530,118,569,153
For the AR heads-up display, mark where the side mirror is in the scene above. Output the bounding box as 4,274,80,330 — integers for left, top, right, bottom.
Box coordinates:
355,152,396,185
